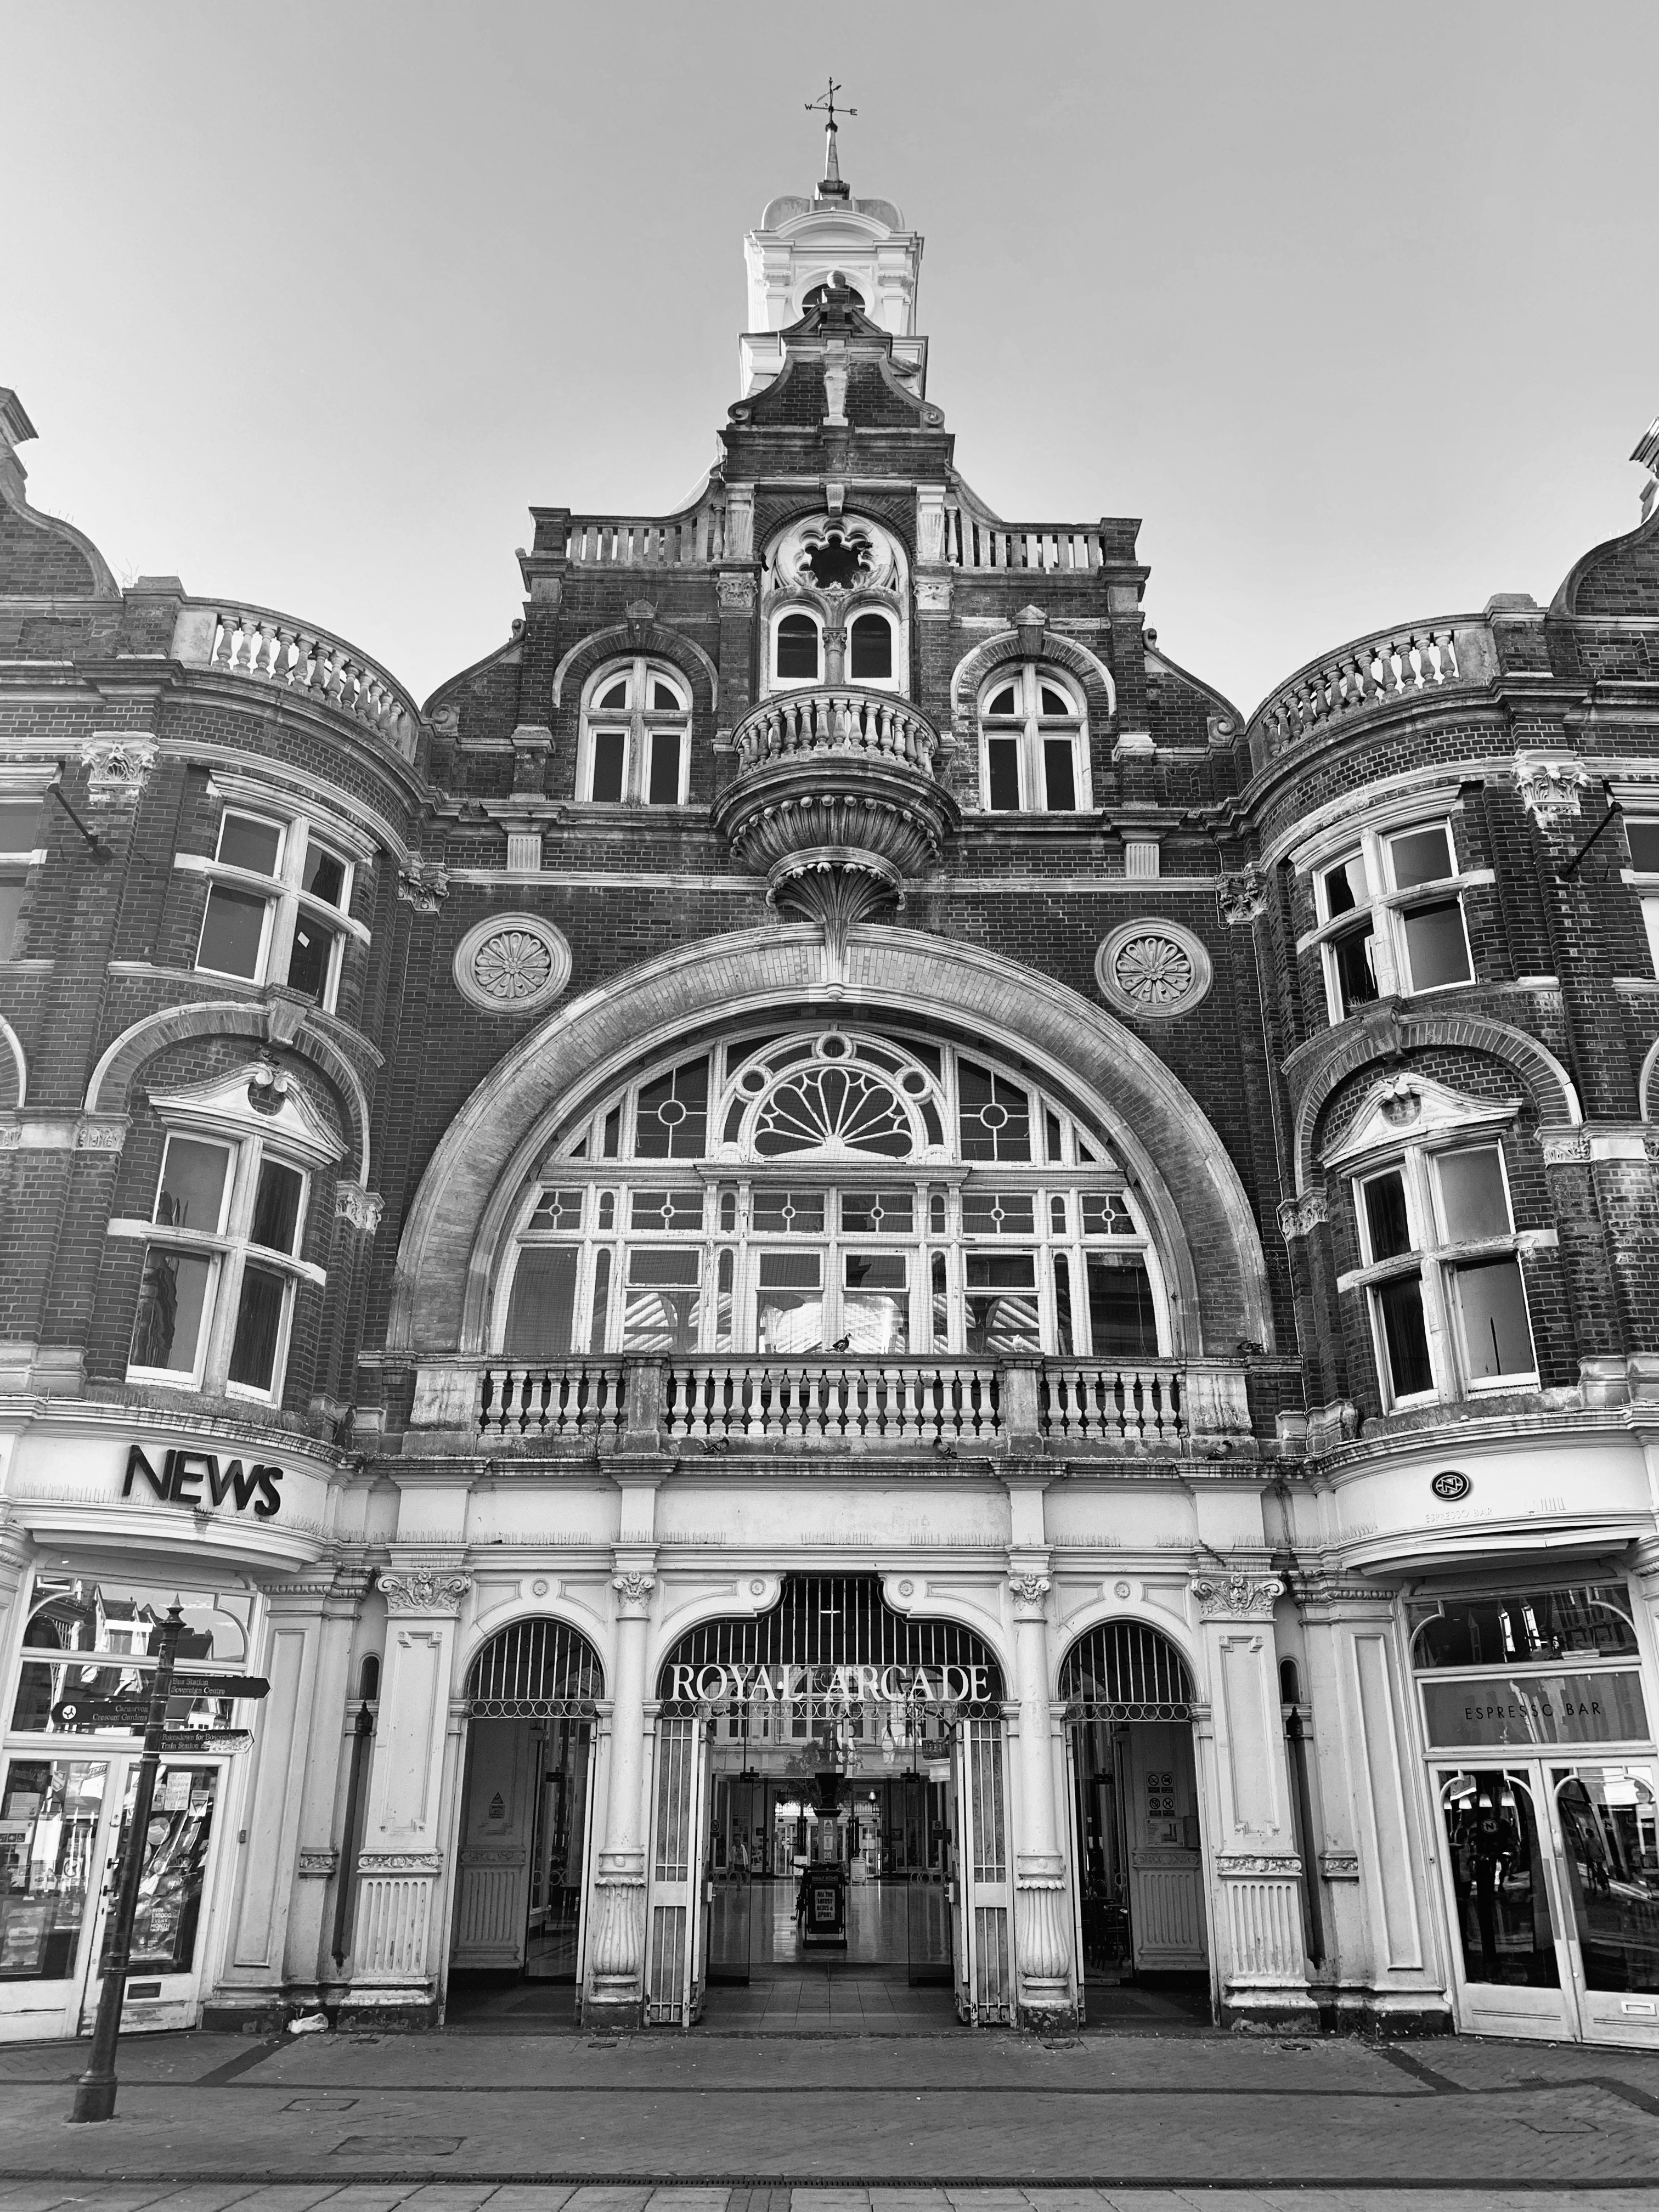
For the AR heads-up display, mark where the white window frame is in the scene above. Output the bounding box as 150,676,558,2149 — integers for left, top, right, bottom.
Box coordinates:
843,605,901,693
121,1127,323,1404
577,658,692,806
1304,816,1481,1024
768,607,825,693
1618,815,1659,978
977,665,1090,814
1345,1137,1538,1411
0,790,47,961
184,806,362,1013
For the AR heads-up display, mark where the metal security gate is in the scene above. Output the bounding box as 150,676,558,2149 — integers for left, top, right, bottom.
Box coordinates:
955,1716,1013,2024
644,1715,710,2027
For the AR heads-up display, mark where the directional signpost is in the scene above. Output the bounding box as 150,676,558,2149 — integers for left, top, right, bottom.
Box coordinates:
67,1610,267,2125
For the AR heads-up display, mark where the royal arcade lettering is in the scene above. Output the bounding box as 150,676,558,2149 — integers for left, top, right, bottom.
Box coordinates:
665,1660,993,1709
121,1443,284,1521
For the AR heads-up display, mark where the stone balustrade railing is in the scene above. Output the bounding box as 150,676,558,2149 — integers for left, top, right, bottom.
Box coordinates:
437,1353,1254,1454
941,505,1107,573
1245,614,1498,774
731,688,941,778
171,600,422,759
561,509,727,567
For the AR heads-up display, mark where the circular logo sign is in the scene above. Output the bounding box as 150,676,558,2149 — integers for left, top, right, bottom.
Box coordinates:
1431,1469,1472,1502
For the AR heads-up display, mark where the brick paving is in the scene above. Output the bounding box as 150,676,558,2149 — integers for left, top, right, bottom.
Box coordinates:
0,2028,1656,2202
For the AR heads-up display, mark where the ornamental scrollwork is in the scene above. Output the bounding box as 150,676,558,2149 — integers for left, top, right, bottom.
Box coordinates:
1190,1572,1285,1621
612,1570,656,1609
397,860,450,914
1277,1190,1329,1241
1218,867,1268,926
378,1568,472,1615
1008,1572,1051,1609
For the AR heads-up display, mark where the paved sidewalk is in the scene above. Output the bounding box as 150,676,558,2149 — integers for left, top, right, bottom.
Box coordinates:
0,2027,1656,2199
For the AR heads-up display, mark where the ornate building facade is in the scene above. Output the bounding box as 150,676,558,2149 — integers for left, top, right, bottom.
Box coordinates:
3,136,1659,2045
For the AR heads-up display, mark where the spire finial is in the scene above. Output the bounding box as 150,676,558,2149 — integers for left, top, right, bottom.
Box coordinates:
805,77,855,199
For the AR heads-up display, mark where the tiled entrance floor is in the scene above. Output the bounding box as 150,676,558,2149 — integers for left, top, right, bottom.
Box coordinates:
701,1967,963,2033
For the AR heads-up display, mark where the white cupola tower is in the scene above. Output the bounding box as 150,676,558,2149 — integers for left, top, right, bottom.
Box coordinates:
740,105,926,397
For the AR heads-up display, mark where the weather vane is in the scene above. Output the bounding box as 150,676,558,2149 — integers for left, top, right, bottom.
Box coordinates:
806,78,855,195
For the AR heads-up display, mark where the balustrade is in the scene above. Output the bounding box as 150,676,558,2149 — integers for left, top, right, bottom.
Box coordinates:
731,688,940,777
172,600,420,758
1041,1361,1186,1446
561,509,726,566
462,1353,1232,1452
1247,616,1496,768
941,505,1105,573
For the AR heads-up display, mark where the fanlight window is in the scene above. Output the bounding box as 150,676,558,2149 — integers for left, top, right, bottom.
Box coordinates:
495,1024,1171,1363
1059,1621,1195,1720
979,664,1088,812
579,658,691,806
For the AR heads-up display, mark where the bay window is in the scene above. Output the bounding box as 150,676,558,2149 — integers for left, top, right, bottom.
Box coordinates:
1349,1138,1536,1408
190,805,359,1013
1308,816,1479,1022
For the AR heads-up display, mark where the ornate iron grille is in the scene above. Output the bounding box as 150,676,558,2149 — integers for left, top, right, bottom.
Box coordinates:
1058,1619,1194,1721
465,1615,604,1718
658,1573,1003,1712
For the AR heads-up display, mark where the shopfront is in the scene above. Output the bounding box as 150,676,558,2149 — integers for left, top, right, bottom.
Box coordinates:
1413,1577,1659,2047
641,1575,1010,2027
0,1415,341,2042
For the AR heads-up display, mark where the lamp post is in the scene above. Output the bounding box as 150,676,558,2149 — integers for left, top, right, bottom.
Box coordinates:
69,1600,184,2124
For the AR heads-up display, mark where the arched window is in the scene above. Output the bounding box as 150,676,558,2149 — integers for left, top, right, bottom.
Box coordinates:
979,665,1088,812
496,1025,1170,1362
773,611,822,686
848,610,895,682
579,659,691,805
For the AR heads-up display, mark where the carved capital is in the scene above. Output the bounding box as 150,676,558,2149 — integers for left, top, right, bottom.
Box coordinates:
378,1568,472,1616
397,860,450,914
1007,1572,1051,1615
612,1570,656,1614
716,572,758,613
1215,1853,1302,1878
80,736,157,804
1277,1189,1328,1241
356,1848,443,1874
297,1847,339,1879
1541,1128,1592,1167
334,1182,385,1235
1318,1850,1361,1880
1513,748,1592,826
1219,866,1268,926
1190,1572,1284,1621
73,1116,128,1154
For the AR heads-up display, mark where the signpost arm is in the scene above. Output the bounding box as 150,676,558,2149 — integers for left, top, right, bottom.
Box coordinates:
70,1600,183,2125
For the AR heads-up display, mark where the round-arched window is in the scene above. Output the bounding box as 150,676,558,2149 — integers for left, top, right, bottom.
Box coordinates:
494,1024,1172,1367
774,612,821,684
979,664,1087,812
849,611,894,682
579,658,691,806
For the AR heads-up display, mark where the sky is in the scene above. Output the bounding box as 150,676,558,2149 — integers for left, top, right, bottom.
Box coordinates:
5,1,1657,719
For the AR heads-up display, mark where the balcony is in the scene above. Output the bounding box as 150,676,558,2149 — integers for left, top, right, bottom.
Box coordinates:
405,1353,1257,1459
1245,614,1498,776
170,599,422,761
712,687,959,950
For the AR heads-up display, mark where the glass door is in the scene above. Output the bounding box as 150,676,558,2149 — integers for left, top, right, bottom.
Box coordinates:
78,1761,224,2035
1548,1763,1659,2046
0,1755,115,2040
1434,1766,1575,2041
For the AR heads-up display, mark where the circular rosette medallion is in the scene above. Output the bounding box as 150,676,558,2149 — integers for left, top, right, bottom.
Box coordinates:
453,915,572,1015
1094,920,1213,1020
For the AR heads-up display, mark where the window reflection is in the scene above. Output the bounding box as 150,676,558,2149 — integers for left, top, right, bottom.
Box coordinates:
1441,1769,1560,1988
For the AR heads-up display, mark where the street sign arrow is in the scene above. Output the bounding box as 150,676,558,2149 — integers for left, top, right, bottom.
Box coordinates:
159,1729,249,1752
52,1699,151,1729
178,1674,269,1700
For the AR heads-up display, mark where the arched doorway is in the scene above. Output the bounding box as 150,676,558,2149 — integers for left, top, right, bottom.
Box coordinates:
647,1576,1008,2027
447,1616,603,2022
1059,1620,1211,2021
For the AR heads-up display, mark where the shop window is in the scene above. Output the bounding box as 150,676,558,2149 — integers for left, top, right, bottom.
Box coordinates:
191,806,357,1013
1350,1137,1536,1409
0,795,44,958
1410,1584,1639,1670
1309,816,1476,1022
977,665,1087,812
8,1574,252,1737
773,612,822,685
578,658,691,805
126,1126,315,1403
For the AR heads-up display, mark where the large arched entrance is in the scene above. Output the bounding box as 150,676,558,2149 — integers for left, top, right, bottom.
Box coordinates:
647,1576,1007,2028
1059,1620,1212,2024
446,1616,603,2024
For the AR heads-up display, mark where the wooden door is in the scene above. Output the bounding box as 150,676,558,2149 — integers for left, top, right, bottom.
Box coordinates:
1125,1722,1207,1972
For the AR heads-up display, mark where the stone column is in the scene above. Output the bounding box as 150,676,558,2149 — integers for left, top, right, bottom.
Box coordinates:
1189,1567,1317,2028
1007,1566,1075,2024
0,1520,35,1666
586,1561,656,2029
344,1564,471,2028
284,1568,367,2003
